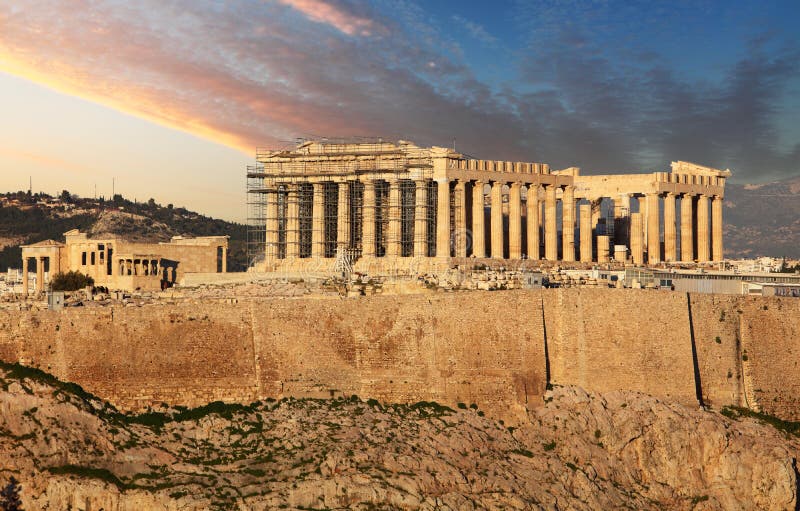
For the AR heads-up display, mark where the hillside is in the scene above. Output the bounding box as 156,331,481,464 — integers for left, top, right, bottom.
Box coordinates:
724,176,800,258
0,191,247,272
0,362,797,510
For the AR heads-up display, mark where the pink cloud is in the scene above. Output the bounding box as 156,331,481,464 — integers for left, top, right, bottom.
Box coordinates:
274,0,378,36
0,1,520,161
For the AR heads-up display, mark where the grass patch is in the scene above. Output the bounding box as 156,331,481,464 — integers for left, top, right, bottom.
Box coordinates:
47,465,126,489
720,406,800,436
0,361,99,404
510,448,534,458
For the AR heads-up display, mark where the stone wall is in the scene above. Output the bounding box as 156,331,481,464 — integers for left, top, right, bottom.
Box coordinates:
0,289,798,422
544,289,698,406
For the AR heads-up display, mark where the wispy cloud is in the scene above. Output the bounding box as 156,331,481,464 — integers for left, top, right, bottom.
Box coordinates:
0,0,797,182
275,0,381,36
451,15,497,46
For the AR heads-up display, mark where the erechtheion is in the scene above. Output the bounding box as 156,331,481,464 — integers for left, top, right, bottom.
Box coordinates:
21,229,228,293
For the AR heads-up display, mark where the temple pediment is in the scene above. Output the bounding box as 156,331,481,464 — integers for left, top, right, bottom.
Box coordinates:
671,161,731,178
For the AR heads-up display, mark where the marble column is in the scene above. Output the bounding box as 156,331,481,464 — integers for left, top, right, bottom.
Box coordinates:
221,248,227,273
562,185,575,262
646,193,661,264
454,180,468,258
337,181,350,250
266,191,280,261
712,196,724,262
697,194,710,262
436,178,450,258
36,256,44,293
472,181,486,258
22,257,28,296
386,179,401,257
597,235,610,263
614,194,630,245
681,194,694,262
631,212,644,265
414,180,428,258
508,183,522,259
579,204,592,262
591,199,602,237
362,180,376,257
286,185,300,258
544,185,558,261
312,182,325,258
526,185,540,260
664,192,677,262
490,181,504,259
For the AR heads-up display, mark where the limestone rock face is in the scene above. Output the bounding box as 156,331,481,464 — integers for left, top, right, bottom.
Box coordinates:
0,367,797,510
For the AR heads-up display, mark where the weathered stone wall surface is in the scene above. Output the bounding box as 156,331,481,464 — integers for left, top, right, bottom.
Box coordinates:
688,295,745,408
0,292,547,423
0,289,798,421
543,289,698,406
737,296,800,419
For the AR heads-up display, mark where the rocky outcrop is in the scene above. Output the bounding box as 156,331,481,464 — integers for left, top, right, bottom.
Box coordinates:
0,366,797,510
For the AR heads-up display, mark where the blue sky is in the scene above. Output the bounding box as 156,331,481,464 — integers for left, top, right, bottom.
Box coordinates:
0,0,798,221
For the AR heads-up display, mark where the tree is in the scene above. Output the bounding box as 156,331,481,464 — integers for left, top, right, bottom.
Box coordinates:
60,190,72,203
50,271,94,292
0,476,23,511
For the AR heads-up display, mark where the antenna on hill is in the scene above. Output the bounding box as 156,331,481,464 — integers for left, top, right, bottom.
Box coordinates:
112,178,115,198
29,176,32,195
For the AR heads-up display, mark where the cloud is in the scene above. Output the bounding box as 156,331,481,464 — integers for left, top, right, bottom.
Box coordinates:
0,0,796,184
275,0,381,36
451,15,497,46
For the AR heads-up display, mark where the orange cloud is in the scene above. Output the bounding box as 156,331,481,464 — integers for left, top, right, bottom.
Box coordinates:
275,0,378,36
0,52,256,155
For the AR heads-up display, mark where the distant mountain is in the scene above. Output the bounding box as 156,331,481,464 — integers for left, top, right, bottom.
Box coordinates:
0,191,247,272
724,176,800,259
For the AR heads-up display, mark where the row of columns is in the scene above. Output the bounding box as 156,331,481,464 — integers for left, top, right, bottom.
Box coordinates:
21,256,48,295
265,178,724,264
266,178,576,262
117,258,160,277
631,192,723,264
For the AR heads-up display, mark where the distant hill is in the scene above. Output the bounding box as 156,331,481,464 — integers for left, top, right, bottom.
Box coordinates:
724,176,800,259
0,191,247,272
1,175,797,272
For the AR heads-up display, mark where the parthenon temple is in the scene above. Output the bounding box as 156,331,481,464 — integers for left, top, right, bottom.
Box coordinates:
246,139,729,272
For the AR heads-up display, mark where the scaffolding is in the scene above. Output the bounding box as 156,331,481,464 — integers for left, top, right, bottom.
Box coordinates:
246,138,435,268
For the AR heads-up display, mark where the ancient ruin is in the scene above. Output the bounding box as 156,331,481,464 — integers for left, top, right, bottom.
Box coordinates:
20,229,228,293
247,139,729,272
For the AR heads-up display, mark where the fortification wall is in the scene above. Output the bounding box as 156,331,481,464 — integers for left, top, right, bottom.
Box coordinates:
688,295,745,408
737,296,800,419
543,289,698,406
0,289,798,422
0,292,547,423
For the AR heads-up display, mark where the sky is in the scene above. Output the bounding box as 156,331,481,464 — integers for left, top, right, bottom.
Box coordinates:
1,0,798,222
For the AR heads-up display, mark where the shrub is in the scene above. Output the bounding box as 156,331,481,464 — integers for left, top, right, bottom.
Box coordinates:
0,476,23,511
50,271,94,292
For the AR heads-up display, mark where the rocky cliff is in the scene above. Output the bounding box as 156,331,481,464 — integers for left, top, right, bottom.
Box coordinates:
0,364,797,510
